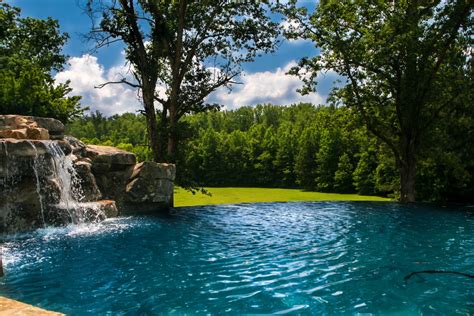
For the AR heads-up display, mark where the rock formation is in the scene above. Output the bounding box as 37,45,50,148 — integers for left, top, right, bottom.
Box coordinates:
0,115,175,233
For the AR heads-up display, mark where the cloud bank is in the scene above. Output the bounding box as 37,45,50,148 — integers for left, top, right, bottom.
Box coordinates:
207,61,323,109
56,55,324,115
55,54,141,116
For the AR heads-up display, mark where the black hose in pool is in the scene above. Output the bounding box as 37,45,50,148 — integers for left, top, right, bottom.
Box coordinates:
404,270,474,281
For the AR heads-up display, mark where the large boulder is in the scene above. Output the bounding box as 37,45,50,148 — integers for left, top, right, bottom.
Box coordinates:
33,117,66,140
123,162,176,213
86,145,136,208
86,145,136,170
0,115,36,129
0,152,63,232
0,139,49,157
129,161,176,181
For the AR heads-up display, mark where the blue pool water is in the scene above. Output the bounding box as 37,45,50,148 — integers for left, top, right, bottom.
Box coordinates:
1,202,473,315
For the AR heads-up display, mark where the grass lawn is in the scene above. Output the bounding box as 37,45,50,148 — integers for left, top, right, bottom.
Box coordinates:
174,187,391,207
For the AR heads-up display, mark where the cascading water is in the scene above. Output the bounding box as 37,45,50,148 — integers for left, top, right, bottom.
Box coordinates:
31,143,46,226
1,139,108,232
0,116,126,234
44,142,85,223
41,141,109,225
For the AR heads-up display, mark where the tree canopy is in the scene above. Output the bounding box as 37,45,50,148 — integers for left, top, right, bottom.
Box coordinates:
0,3,84,123
278,0,473,202
86,0,279,162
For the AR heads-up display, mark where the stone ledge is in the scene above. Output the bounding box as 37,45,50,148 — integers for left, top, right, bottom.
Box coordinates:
86,145,137,168
0,296,64,315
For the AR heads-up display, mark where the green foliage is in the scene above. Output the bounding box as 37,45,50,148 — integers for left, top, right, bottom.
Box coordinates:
0,3,84,122
67,112,151,161
278,0,473,202
294,126,319,189
86,0,280,161
0,57,82,122
334,153,353,193
353,150,377,196
68,102,473,202
315,129,343,192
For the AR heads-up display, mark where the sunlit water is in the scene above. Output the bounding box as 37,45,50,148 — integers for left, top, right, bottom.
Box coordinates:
1,202,473,315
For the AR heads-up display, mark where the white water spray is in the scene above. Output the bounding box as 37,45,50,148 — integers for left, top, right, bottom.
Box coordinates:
30,142,46,227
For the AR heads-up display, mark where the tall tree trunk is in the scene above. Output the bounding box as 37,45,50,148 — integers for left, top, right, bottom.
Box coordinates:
158,106,169,161
143,88,163,163
167,106,177,162
165,0,186,163
399,136,417,202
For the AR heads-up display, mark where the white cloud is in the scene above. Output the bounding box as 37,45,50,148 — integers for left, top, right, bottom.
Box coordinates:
207,61,324,109
55,54,142,115
56,56,325,115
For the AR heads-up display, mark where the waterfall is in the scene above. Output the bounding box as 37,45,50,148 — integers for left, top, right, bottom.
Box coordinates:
40,141,107,225
1,116,126,234
45,142,83,221
1,140,108,232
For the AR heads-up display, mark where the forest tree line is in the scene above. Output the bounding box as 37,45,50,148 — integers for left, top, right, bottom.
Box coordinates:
67,103,474,203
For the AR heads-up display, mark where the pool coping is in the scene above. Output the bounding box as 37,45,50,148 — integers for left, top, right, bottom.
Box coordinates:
0,296,64,315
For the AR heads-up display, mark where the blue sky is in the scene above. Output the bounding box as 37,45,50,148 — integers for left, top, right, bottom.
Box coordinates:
10,0,336,115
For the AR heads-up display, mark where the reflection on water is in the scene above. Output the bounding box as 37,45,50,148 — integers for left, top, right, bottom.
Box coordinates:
1,202,473,315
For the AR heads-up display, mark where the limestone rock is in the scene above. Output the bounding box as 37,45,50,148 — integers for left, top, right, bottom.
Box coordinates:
0,115,65,140
86,145,136,169
130,161,176,181
0,128,28,139
64,136,87,157
27,127,50,140
33,117,65,140
0,139,72,158
0,115,38,130
0,127,49,140
0,139,49,157
55,140,72,156
124,162,175,212
93,167,135,207
0,296,64,315
86,145,137,207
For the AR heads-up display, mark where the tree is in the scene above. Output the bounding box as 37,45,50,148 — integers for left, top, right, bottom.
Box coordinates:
0,3,84,122
315,128,342,191
279,0,473,202
353,145,378,195
334,153,353,193
87,0,279,162
295,127,319,189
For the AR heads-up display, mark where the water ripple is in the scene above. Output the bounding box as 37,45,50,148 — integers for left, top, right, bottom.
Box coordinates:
1,202,473,315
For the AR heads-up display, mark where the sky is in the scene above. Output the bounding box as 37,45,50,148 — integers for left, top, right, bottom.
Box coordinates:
10,0,337,116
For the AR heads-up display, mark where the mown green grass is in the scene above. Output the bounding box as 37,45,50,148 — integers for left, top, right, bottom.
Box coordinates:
174,187,391,207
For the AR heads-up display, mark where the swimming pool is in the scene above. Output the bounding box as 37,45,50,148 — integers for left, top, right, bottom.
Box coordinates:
1,202,473,314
